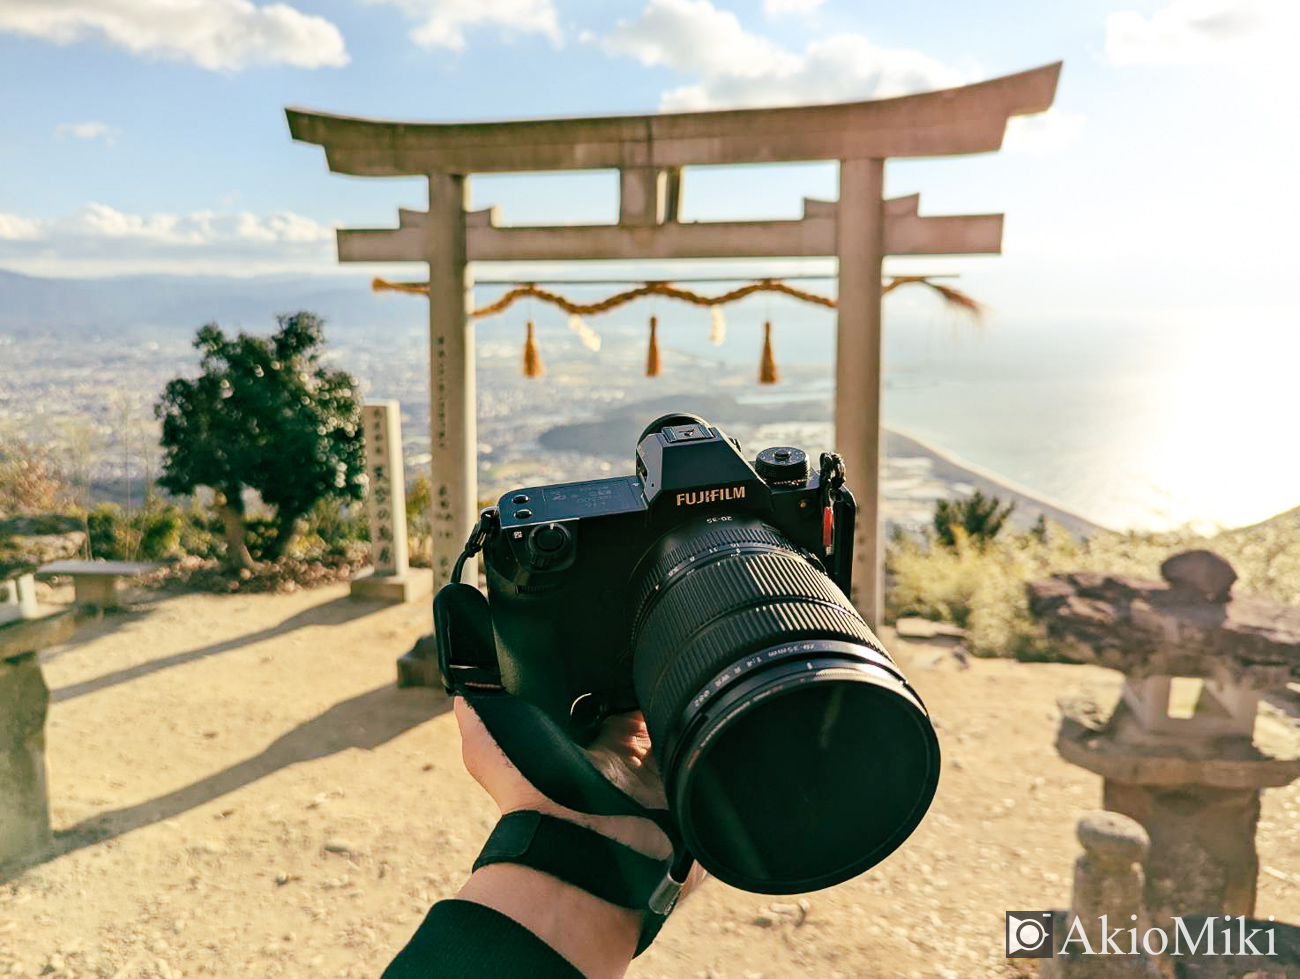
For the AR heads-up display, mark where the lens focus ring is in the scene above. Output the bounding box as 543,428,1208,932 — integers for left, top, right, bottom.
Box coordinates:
635,549,861,695
630,519,883,751
638,586,880,744
629,521,792,631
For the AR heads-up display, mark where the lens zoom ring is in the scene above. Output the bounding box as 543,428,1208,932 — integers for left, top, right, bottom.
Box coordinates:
637,551,851,671
636,600,879,745
630,522,791,626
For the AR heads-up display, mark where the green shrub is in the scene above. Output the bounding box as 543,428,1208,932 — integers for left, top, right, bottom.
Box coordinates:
932,490,1015,549
137,504,183,560
85,500,186,561
300,496,369,557
87,503,127,559
178,503,223,561
407,474,432,567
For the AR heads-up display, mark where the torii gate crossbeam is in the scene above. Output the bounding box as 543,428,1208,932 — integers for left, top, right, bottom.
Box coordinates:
287,62,1061,628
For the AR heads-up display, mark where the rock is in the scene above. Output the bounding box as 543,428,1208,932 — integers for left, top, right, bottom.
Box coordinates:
323,839,358,857
751,912,775,928
1160,549,1236,602
0,515,84,580
1076,810,1149,865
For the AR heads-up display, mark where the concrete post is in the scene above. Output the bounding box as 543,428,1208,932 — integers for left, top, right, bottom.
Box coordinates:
0,650,53,866
1043,810,1151,979
835,157,886,627
427,172,478,589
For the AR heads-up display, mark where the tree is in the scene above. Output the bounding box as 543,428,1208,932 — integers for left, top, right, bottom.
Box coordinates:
155,313,365,569
932,490,1015,549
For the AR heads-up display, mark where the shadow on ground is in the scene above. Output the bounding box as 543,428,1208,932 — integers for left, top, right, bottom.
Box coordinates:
35,599,162,665
46,594,389,704
2,683,451,882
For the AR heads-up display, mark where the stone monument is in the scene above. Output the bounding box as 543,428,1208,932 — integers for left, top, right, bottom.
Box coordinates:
1029,552,1300,930
350,401,425,602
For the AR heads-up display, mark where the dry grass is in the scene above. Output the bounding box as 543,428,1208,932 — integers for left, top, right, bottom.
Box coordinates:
886,506,1300,657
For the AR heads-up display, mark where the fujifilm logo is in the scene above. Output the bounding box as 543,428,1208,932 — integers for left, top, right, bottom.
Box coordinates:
676,486,746,506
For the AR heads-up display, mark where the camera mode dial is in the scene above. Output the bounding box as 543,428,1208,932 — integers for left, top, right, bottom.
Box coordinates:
526,522,572,570
755,446,810,484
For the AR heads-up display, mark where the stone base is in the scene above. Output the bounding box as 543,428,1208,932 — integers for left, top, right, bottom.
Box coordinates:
74,575,119,608
397,633,442,689
1,650,53,867
1104,779,1260,930
350,568,432,604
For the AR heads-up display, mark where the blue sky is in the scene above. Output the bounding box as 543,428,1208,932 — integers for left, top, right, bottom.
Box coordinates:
1,0,1297,328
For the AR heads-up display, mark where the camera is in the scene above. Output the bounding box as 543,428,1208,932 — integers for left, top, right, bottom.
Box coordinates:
438,412,940,894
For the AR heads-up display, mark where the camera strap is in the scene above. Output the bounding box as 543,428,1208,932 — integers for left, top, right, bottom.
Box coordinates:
463,691,694,954
472,809,668,911
439,511,693,953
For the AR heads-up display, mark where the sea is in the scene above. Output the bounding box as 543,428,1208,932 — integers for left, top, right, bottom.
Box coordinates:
471,292,1300,534
4,276,1295,535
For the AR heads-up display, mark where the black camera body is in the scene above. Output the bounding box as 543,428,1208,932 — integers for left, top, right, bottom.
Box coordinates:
437,412,937,896
482,416,856,728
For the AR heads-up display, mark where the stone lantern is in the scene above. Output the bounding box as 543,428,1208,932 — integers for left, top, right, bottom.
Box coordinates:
1,515,89,870
1028,551,1300,930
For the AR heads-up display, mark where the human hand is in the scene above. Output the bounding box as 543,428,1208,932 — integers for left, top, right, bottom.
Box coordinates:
453,697,704,978
454,697,672,860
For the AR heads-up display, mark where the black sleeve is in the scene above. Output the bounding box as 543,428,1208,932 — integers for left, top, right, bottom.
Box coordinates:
381,899,585,978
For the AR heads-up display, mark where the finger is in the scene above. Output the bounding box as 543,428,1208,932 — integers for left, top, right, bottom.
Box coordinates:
455,696,518,793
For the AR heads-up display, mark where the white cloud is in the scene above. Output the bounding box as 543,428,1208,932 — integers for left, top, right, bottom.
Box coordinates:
1105,0,1296,66
763,0,824,14
364,0,560,51
605,0,968,111
55,121,119,144
1003,108,1085,155
0,0,348,71
0,203,336,275
0,214,40,241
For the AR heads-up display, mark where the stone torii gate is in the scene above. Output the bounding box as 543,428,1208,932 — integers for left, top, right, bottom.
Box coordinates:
287,62,1060,626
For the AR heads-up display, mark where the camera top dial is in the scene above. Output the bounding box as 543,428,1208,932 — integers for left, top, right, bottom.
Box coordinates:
754,446,810,485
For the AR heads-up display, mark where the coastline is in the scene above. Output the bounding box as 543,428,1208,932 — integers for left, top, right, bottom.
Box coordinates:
883,426,1110,540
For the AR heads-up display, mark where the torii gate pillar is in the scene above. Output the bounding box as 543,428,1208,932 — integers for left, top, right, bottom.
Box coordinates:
426,173,478,586
288,62,1061,629
837,158,887,615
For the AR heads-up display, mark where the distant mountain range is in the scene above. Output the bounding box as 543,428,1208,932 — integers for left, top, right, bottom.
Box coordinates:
0,268,425,339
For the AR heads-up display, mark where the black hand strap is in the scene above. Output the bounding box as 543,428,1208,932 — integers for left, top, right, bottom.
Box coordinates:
463,692,695,955
474,811,668,911
437,515,695,955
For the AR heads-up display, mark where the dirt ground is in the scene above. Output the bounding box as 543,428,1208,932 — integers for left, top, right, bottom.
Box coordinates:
3,581,1300,978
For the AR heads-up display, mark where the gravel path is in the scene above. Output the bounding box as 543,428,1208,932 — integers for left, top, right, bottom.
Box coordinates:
3,583,1298,978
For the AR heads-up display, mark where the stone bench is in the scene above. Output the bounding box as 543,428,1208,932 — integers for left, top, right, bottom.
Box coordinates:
37,559,159,608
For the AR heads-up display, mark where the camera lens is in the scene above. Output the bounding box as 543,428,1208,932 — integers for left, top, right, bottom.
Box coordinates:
630,516,940,894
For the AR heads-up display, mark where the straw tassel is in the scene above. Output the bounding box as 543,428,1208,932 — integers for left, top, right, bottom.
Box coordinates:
568,314,601,352
709,306,726,345
646,315,661,377
523,319,543,377
759,320,779,384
